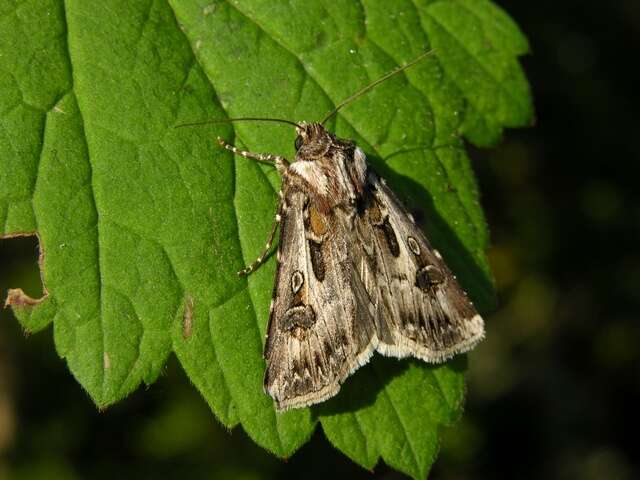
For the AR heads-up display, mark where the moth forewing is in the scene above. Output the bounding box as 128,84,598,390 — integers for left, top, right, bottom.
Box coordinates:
263,175,380,411
368,176,485,362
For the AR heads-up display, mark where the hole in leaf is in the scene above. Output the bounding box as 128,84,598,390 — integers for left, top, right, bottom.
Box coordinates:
0,233,46,308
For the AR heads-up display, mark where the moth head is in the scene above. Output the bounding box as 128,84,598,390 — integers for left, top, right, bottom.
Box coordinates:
294,122,333,159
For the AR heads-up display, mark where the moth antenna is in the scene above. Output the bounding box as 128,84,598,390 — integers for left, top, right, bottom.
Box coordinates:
176,117,302,129
320,49,435,125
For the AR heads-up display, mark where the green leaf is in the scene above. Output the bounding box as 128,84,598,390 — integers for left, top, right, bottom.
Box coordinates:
0,0,532,477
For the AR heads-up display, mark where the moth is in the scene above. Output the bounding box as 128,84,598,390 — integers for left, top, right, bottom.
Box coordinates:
215,51,485,411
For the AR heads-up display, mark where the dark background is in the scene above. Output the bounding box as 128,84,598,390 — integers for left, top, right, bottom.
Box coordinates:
1,2,638,479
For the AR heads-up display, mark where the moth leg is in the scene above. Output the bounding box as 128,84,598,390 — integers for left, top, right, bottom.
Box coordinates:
238,207,282,277
217,137,289,174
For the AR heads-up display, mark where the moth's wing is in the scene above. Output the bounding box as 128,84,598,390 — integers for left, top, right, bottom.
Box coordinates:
357,175,485,363
263,187,377,411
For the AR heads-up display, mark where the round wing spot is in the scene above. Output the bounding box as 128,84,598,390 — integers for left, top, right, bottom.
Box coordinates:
416,265,445,291
407,236,421,256
291,270,304,294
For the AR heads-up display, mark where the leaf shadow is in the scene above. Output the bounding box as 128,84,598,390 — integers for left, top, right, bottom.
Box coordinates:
312,356,409,417
312,353,469,417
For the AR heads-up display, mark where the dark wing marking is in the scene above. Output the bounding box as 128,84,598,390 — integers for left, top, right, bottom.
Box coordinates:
263,185,377,411
355,175,484,363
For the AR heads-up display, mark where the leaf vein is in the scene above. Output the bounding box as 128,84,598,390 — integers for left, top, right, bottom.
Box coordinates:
379,385,421,476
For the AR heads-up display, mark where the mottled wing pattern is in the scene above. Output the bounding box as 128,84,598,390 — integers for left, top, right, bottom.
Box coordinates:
263,183,377,411
355,173,484,363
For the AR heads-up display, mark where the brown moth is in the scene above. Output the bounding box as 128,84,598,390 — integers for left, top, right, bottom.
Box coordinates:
216,51,485,411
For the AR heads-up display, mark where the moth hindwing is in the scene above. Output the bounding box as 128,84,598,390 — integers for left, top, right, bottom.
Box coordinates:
219,123,484,411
